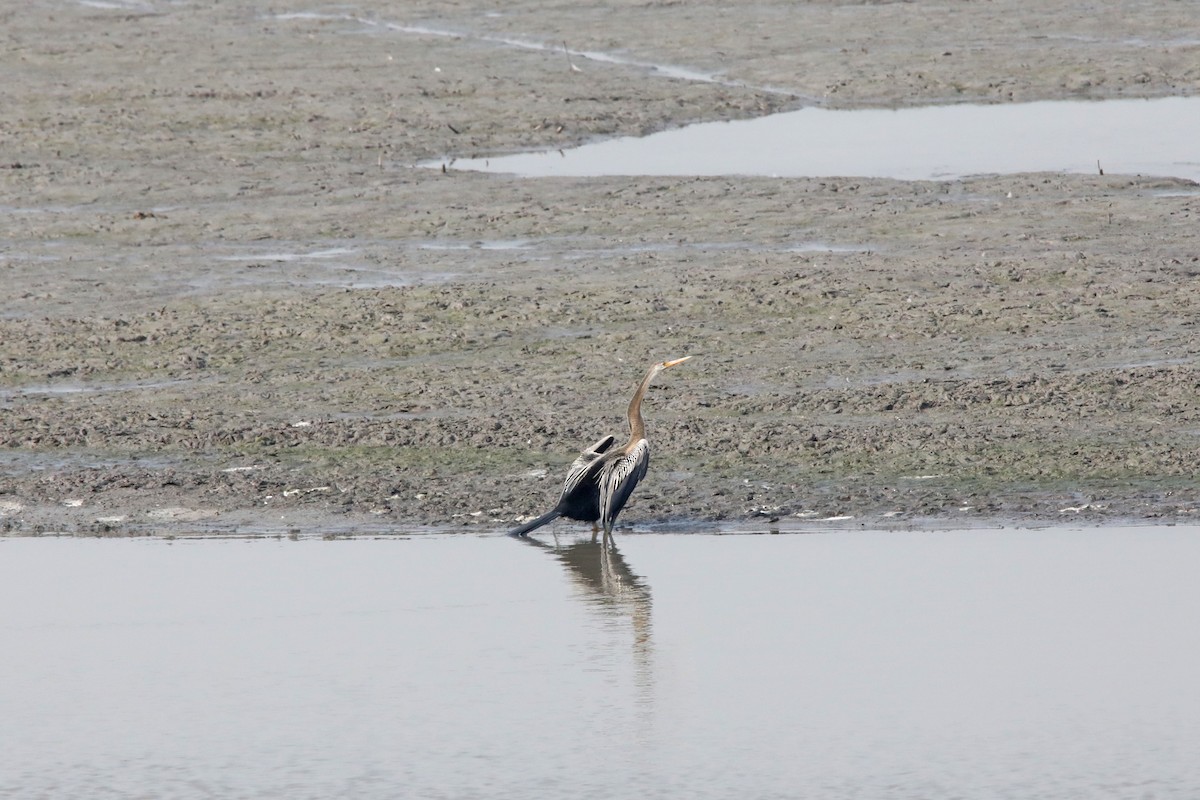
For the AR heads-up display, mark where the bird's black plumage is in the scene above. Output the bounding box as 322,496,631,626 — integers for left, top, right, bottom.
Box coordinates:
509,357,690,538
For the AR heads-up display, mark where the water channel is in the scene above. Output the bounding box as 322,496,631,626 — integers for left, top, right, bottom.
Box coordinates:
3,526,1198,799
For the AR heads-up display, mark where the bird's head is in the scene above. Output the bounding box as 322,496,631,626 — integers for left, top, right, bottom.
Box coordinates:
654,355,692,375
662,356,692,369
648,357,696,381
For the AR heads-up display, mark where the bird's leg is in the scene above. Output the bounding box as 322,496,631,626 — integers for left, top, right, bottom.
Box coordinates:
591,522,600,542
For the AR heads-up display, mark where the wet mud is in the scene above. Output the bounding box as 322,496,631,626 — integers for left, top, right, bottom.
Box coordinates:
2,1,1199,534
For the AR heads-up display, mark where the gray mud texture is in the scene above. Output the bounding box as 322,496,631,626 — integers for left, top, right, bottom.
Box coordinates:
3,1,1200,535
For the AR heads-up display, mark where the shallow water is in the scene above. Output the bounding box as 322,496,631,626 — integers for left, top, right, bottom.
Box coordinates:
445,96,1200,181
272,10,785,96
3,527,1199,799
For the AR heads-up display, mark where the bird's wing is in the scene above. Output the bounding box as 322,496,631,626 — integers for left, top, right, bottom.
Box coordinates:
561,434,616,495
599,439,650,531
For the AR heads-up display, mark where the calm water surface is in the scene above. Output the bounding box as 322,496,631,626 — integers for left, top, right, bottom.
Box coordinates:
3,526,1199,799
446,96,1200,181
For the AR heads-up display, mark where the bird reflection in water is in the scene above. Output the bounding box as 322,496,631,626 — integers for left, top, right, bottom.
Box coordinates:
513,532,655,711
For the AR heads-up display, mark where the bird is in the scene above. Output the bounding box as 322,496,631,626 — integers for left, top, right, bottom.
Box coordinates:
509,356,692,538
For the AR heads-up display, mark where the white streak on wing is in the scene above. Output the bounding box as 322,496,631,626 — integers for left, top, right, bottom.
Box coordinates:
562,434,615,495
600,439,649,527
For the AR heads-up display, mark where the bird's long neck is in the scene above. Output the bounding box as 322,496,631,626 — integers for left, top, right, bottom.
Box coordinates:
625,366,657,447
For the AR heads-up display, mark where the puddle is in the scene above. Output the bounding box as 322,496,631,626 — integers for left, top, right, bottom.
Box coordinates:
0,378,193,400
1152,188,1200,198
216,247,359,263
411,238,869,257
442,95,1200,181
77,0,152,9
196,241,466,290
3,526,1199,799
0,452,179,477
273,11,788,96
414,239,537,251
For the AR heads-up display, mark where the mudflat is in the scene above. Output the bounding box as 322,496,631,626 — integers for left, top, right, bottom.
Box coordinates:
3,1,1198,534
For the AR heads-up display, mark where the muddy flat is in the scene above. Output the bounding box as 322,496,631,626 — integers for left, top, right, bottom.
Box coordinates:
2,1,1199,534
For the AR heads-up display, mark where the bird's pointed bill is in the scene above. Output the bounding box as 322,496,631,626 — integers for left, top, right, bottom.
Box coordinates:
662,356,693,369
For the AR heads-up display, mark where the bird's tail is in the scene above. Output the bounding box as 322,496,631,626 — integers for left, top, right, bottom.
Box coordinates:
507,509,561,537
